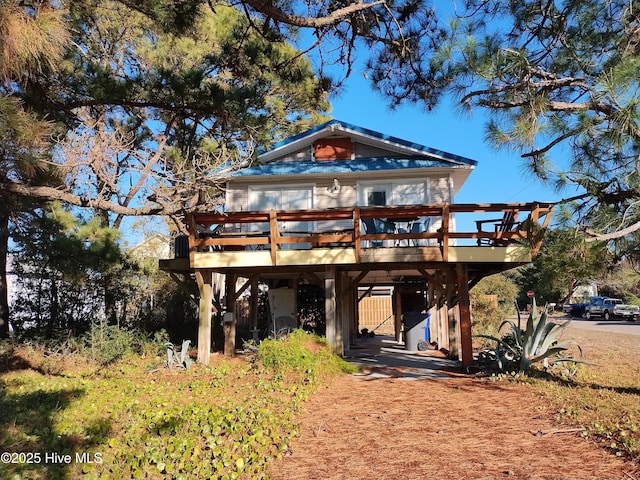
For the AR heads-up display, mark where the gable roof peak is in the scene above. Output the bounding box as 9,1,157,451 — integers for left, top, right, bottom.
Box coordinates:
260,119,477,167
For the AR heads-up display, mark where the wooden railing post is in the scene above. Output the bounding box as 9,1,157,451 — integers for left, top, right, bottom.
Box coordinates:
188,213,197,265
354,207,361,262
441,204,450,261
269,209,278,265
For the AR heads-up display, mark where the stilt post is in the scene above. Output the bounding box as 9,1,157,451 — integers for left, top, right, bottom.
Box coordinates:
195,270,213,365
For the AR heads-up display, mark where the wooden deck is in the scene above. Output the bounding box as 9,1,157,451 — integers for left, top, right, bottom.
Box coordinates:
161,202,553,271
158,202,553,368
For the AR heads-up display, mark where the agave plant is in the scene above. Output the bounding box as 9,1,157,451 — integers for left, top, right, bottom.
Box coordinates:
476,298,588,373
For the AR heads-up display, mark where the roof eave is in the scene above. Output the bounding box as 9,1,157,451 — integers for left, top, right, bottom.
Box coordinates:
229,164,475,183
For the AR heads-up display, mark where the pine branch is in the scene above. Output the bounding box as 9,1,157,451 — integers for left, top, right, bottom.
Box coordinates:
585,220,640,242
240,0,385,28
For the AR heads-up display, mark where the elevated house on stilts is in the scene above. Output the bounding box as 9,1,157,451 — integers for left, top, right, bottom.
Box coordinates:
159,120,552,367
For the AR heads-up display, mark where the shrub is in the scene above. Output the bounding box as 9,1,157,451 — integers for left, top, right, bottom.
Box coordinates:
257,329,356,378
59,323,170,365
471,294,505,339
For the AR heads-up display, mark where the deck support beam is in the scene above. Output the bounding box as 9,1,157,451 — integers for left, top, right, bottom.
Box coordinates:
250,276,260,342
456,263,473,367
393,287,403,343
339,270,351,353
224,272,238,357
325,266,340,354
195,270,213,365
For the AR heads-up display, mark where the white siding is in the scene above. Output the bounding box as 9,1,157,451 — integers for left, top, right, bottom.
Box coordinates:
276,147,313,162
429,176,450,203
226,184,249,212
354,142,401,158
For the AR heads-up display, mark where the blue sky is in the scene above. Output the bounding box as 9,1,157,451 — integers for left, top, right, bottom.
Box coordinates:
328,73,569,207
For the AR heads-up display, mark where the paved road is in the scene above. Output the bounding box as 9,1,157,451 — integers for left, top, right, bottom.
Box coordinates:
561,315,640,336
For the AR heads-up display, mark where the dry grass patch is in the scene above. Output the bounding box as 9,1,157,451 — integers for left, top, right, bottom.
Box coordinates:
529,326,640,463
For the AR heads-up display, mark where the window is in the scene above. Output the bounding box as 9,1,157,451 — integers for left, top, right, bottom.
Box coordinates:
248,186,313,247
358,181,426,206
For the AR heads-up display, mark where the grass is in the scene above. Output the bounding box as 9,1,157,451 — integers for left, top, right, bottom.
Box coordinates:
0,330,349,480
472,308,639,467
500,324,640,463
1,325,638,477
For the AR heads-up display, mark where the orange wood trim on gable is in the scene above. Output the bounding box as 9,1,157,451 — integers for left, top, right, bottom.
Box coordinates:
314,137,353,161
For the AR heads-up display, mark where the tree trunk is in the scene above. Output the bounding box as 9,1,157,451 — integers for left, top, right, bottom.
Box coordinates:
48,277,59,336
104,273,118,325
0,212,10,338
96,207,118,326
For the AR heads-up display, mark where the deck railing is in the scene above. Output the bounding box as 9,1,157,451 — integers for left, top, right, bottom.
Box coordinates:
185,202,553,263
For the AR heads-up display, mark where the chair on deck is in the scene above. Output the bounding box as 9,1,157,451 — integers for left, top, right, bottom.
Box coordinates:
362,218,395,247
475,210,521,246
394,218,431,246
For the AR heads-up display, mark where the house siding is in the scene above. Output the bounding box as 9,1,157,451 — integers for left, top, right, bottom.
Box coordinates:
276,147,312,163
226,175,451,212
224,127,457,236
354,142,401,158
226,184,249,212
225,174,453,236
428,176,451,234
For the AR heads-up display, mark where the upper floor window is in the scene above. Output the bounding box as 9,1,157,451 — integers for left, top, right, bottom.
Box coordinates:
358,182,426,206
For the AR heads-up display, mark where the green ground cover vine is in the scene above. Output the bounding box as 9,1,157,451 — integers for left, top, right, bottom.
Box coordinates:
0,330,349,479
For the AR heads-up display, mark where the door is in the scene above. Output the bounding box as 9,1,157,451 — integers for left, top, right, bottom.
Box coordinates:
248,186,313,248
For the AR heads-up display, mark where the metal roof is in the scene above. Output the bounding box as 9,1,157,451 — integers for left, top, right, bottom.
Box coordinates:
232,157,469,177
259,119,478,167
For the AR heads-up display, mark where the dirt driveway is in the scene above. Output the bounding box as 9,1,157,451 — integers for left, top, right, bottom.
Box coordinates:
268,336,637,480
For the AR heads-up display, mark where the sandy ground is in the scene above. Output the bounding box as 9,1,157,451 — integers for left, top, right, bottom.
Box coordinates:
268,333,638,480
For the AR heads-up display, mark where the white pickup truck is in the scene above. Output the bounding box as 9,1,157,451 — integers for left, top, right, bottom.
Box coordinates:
613,303,640,321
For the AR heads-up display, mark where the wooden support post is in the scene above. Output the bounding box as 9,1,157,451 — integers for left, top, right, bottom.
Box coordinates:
427,280,437,345
447,309,459,359
448,306,460,360
457,263,473,367
446,267,459,360
432,271,448,351
250,276,259,342
325,266,339,354
350,275,359,343
354,288,360,338
338,271,350,354
438,300,448,351
393,286,403,343
195,270,213,365
442,204,450,261
335,270,345,354
224,272,237,357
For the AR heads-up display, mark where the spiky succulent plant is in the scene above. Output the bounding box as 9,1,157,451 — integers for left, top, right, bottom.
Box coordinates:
476,298,589,372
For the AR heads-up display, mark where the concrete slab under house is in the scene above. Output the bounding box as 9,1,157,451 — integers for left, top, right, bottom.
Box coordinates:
159,119,553,368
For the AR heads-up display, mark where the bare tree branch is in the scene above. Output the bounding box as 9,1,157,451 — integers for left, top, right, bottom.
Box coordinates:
585,220,640,242
2,181,170,216
239,0,385,28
